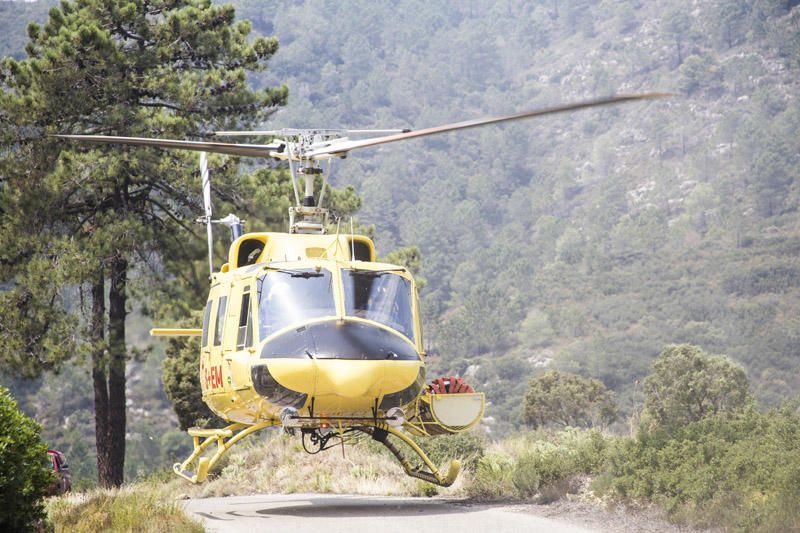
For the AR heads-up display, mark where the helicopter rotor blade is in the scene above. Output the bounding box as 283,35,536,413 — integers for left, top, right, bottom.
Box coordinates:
56,93,669,162
305,92,671,159
54,134,285,159
211,128,410,137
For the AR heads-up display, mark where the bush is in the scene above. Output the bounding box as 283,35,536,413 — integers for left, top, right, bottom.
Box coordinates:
0,386,54,531
468,429,614,501
606,405,800,531
424,431,486,472
643,344,751,430
522,370,618,429
469,451,515,500
162,331,223,430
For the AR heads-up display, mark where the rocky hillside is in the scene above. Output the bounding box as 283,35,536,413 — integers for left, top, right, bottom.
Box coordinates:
2,0,799,451
234,0,800,431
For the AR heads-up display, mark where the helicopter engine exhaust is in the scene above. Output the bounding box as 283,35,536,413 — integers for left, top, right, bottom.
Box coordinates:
230,221,244,240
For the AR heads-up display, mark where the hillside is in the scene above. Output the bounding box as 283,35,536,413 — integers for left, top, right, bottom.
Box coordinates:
1,0,799,475
234,0,800,432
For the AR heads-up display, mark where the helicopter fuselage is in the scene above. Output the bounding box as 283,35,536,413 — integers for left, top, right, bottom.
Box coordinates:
198,231,426,427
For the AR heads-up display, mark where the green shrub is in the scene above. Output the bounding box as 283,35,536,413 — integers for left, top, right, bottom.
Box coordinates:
606,405,800,531
0,386,54,531
522,370,618,429
424,431,486,472
514,429,611,499
644,344,751,431
469,429,614,501
511,452,543,497
469,452,515,500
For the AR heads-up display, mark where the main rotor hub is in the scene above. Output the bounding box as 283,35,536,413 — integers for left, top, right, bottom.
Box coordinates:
289,206,329,234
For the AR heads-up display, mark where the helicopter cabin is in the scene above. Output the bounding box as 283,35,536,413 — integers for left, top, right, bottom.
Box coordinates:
199,231,426,424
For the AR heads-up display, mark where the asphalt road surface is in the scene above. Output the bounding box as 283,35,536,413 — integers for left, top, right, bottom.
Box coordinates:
184,493,596,533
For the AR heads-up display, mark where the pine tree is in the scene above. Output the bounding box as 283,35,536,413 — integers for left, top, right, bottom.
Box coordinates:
0,0,288,487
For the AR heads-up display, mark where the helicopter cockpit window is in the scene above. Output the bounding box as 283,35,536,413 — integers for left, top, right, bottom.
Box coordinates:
213,296,227,347
258,268,336,339
342,270,415,342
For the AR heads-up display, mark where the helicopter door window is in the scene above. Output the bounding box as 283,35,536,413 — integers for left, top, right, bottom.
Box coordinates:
201,300,213,348
257,269,336,339
342,270,415,342
213,296,227,347
236,290,252,350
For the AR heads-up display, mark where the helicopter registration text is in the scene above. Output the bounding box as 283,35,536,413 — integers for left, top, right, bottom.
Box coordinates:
203,364,224,391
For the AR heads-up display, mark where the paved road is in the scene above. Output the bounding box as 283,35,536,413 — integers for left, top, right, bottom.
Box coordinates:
184,493,596,533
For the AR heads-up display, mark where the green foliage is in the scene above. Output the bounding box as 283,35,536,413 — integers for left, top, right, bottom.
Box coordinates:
663,9,693,65
469,451,515,500
522,370,618,429
423,431,485,472
468,429,613,501
161,316,223,431
643,344,752,430
2,0,800,492
677,54,723,95
0,387,54,531
0,0,291,486
606,405,800,531
517,308,555,348
723,262,800,296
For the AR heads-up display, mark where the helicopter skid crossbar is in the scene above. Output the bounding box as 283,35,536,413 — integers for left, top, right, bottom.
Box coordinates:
174,420,276,483
360,423,461,487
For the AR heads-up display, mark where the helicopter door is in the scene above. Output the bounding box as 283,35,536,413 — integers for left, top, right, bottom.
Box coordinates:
203,295,228,394
222,281,256,394
199,300,213,396
201,289,227,397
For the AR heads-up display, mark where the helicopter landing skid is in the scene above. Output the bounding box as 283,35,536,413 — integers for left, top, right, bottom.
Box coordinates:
172,420,458,487
173,420,276,483
359,424,461,487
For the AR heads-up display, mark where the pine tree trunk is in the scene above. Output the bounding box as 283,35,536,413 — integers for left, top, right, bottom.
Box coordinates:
90,269,114,488
107,255,128,487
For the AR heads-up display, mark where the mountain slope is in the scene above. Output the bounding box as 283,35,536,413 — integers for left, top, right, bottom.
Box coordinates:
2,0,798,438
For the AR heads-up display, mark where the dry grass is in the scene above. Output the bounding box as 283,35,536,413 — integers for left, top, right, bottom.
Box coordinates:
46,485,203,533
151,429,473,499
45,429,477,530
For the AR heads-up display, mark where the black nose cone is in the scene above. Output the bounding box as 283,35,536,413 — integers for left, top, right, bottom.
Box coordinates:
259,320,420,361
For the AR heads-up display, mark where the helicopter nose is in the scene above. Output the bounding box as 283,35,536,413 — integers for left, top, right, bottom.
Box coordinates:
316,363,377,398
253,320,423,407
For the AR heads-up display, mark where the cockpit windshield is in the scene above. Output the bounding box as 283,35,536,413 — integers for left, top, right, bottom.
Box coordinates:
342,269,415,342
258,268,336,340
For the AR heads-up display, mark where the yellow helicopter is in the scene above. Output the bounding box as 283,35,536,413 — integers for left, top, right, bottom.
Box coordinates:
59,93,665,487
